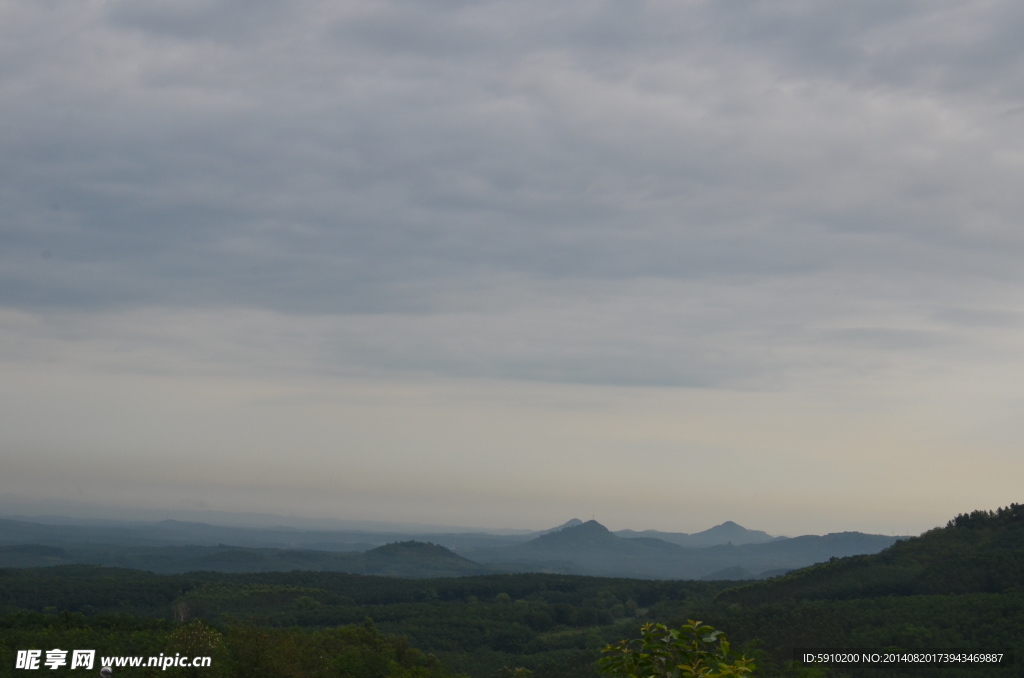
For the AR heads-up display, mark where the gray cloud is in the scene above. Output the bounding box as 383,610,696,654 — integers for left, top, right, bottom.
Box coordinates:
2,0,1024,389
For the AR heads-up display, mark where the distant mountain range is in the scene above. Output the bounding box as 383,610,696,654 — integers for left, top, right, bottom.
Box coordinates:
467,520,897,579
0,515,901,579
615,520,782,547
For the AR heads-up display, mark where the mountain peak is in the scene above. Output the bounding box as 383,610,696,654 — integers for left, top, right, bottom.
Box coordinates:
535,518,584,535
685,521,779,546
531,519,613,545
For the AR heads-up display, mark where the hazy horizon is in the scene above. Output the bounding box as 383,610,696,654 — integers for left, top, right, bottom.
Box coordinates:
0,493,923,538
3,0,1023,538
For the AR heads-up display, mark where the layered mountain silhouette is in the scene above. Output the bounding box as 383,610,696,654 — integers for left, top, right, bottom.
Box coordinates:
469,520,898,579
616,520,781,547
0,515,899,579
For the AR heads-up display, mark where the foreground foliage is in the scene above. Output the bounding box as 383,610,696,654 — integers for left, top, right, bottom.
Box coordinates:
600,621,754,678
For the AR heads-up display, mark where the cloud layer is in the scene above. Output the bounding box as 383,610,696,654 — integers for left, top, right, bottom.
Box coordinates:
2,0,1024,532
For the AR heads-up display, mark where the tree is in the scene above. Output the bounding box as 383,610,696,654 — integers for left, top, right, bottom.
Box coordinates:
599,620,755,678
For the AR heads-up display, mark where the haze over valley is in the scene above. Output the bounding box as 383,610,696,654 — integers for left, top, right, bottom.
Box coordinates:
0,512,901,580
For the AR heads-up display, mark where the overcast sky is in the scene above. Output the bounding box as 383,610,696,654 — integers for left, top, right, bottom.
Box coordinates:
2,0,1024,536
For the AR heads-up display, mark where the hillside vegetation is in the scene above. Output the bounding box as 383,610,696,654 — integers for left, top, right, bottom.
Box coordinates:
2,505,1022,677
710,505,1024,677
720,504,1024,605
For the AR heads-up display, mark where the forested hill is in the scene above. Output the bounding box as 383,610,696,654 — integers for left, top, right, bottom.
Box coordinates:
719,503,1024,605
359,541,487,577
